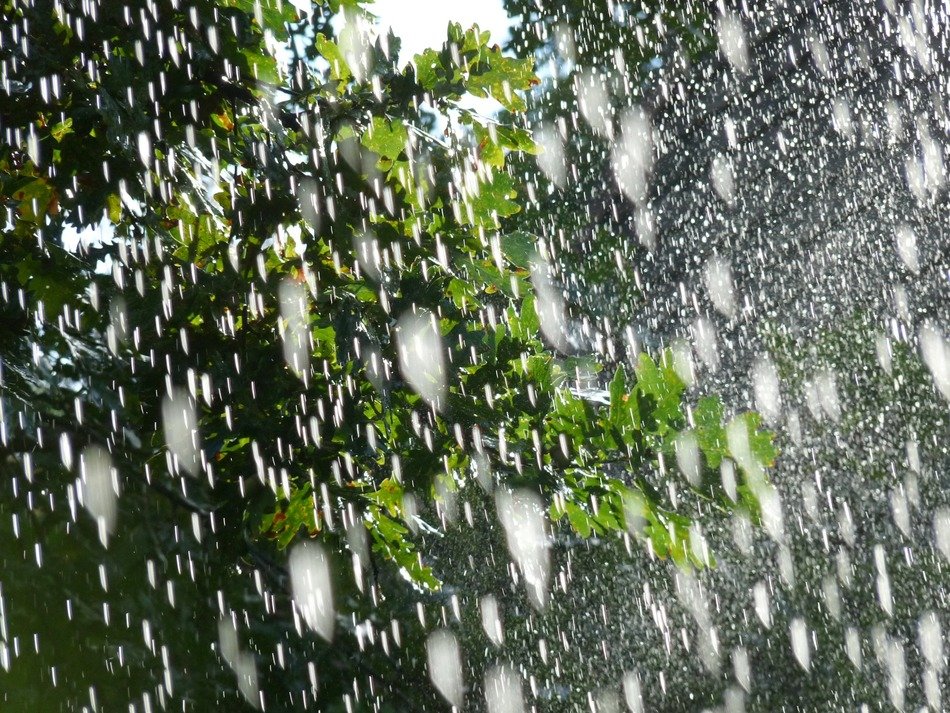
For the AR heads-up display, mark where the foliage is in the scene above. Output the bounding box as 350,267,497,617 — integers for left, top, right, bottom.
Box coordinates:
502,0,716,327
0,0,771,707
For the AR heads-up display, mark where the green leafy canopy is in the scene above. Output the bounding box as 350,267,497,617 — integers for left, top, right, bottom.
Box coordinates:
0,1,775,700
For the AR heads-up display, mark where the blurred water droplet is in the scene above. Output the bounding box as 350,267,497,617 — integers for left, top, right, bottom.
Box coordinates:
531,255,571,353
675,430,700,487
751,358,781,425
278,277,310,381
576,70,611,137
895,224,920,273
161,387,200,476
480,594,504,646
484,664,525,713
920,322,950,400
535,124,567,188
426,629,464,708
717,13,749,73
397,309,447,410
611,107,653,206
496,488,550,610
710,154,736,206
622,671,643,713
78,445,119,547
705,257,737,318
289,542,335,641
790,618,810,671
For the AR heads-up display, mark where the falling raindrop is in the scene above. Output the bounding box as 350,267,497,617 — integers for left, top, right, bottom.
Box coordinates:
397,309,447,410
426,629,464,708
484,664,525,713
496,488,550,610
161,386,200,476
289,542,335,642
78,445,119,547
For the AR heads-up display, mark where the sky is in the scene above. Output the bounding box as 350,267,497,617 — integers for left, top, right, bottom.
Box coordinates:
362,0,514,116
368,0,511,64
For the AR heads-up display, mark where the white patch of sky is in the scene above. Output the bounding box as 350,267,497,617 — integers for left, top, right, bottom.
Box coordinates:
355,0,513,117
369,0,511,64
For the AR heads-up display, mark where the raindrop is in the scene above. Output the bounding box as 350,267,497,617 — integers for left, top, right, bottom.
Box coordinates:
705,257,737,318
161,387,200,476
278,277,310,381
845,627,862,670
918,611,944,671
484,664,525,713
751,357,782,424
289,542,335,642
531,254,572,353
496,488,550,609
732,646,751,692
426,629,464,708
675,430,701,487
895,224,920,273
934,507,950,560
790,618,811,671
535,124,567,188
576,70,611,137
710,154,736,206
753,581,771,628
611,107,653,206
717,12,749,73
218,618,260,708
621,671,643,713
397,309,447,410
692,317,720,372
480,594,504,646
920,322,950,400
78,445,119,546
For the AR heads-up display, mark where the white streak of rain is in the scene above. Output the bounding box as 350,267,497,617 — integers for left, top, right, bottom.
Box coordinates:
484,664,525,713
397,309,447,410
161,386,200,476
78,445,119,547
426,629,464,708
289,541,335,642
496,488,550,610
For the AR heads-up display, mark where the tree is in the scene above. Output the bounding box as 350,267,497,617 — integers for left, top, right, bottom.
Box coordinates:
0,0,773,708
502,2,950,709
502,0,714,331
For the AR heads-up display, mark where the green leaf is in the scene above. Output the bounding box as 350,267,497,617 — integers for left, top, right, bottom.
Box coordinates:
105,193,121,222
522,353,552,389
316,34,352,84
495,125,538,154
519,293,541,336
565,500,594,537
473,123,505,168
12,178,56,221
228,0,299,40
412,48,445,92
361,116,408,161
694,396,726,468
260,483,319,549
499,230,535,269
241,48,280,86
466,54,535,112
464,170,520,228
50,117,73,142
634,351,685,432
312,325,336,360
367,509,441,590
607,366,634,431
